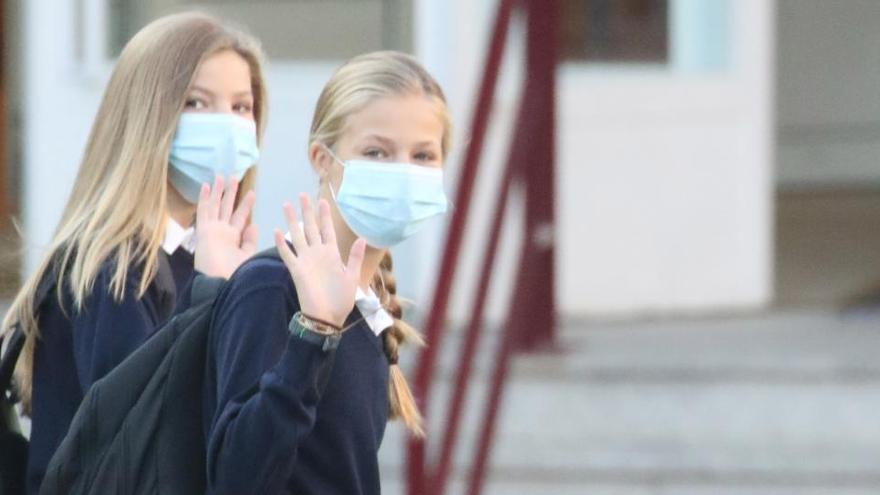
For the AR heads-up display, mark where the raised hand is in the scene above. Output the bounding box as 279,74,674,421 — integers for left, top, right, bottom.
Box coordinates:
273,194,366,328
194,175,259,279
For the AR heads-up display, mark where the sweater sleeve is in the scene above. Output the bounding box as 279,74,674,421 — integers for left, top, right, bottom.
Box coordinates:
71,269,160,392
205,265,336,495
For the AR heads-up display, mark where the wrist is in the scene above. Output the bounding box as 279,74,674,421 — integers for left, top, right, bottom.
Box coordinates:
289,312,341,351
297,308,344,329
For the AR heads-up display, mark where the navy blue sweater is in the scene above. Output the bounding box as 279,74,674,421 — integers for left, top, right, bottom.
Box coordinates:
26,249,194,494
203,255,390,494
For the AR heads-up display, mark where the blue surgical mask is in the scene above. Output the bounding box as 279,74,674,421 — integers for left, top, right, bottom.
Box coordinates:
325,148,449,248
168,113,259,203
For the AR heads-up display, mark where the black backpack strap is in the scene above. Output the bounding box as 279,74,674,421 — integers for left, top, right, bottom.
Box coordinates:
1,272,56,397
0,328,24,398
152,250,178,319
190,275,226,307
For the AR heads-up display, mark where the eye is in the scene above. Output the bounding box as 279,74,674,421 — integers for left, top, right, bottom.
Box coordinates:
184,98,207,110
413,150,440,164
362,148,387,159
233,102,254,115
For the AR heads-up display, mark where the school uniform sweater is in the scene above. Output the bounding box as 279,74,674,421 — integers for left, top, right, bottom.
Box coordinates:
26,247,194,495
203,255,390,495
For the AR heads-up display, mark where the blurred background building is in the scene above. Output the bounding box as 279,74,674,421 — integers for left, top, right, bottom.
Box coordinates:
3,0,880,493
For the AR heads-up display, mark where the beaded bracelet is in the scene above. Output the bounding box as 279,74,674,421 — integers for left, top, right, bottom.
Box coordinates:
292,311,339,336
299,312,342,332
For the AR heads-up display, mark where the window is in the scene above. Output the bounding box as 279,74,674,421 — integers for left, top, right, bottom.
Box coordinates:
107,0,412,60
560,0,669,63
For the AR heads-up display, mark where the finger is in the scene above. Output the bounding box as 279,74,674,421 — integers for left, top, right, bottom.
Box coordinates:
230,190,256,232
220,177,239,222
283,202,307,254
209,175,224,220
300,193,321,246
273,228,298,273
241,224,258,256
317,199,336,246
345,237,367,281
195,183,211,225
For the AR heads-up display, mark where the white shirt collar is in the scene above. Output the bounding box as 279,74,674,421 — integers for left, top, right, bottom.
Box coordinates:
355,286,395,336
163,217,195,255
284,231,394,336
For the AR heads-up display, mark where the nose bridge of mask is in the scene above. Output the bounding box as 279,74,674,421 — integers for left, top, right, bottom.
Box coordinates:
339,161,411,196
321,142,437,181
318,143,448,208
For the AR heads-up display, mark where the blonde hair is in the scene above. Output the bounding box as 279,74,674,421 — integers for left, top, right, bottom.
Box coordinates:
3,12,268,412
309,51,452,436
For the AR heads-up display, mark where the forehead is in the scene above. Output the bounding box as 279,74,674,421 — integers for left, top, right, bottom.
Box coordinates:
342,94,445,147
191,49,252,90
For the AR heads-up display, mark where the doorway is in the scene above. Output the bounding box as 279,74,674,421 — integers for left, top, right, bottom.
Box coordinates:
775,0,880,308
0,0,21,297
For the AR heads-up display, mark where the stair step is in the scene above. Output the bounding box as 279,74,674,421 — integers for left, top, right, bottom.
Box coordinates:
379,309,880,493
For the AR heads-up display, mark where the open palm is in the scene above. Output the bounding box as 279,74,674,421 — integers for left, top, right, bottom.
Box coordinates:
194,176,258,279
274,194,366,328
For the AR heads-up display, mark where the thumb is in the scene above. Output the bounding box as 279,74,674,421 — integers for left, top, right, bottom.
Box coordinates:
345,238,367,282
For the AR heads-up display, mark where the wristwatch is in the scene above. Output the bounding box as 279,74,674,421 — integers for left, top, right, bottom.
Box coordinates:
288,312,342,351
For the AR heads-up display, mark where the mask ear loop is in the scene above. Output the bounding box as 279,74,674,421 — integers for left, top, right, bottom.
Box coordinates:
320,143,346,201
375,268,390,307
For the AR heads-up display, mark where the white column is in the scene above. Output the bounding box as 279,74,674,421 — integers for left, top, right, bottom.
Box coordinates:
22,0,108,274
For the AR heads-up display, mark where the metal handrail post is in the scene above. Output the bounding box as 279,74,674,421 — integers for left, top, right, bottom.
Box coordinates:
406,0,516,492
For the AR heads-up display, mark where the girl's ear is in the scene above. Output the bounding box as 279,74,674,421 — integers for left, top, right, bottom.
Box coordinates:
308,141,332,181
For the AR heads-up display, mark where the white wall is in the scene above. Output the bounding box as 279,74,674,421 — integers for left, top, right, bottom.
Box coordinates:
777,0,880,188
421,0,774,319
562,0,773,316
22,1,101,268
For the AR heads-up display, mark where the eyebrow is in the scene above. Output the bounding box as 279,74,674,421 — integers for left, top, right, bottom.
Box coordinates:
362,134,440,148
413,140,442,148
362,134,394,146
188,85,253,98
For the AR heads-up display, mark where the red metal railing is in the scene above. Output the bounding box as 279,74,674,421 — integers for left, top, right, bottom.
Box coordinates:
407,0,559,493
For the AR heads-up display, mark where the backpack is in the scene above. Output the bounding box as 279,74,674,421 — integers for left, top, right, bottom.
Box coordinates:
1,326,29,495
39,249,280,495
1,274,56,495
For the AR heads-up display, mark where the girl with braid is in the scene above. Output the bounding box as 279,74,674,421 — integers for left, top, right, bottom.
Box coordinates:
203,51,450,494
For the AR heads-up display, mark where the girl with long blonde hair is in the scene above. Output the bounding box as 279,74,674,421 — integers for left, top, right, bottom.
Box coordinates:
1,12,267,493
202,50,450,494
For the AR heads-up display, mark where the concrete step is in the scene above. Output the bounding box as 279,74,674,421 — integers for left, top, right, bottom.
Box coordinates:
378,309,880,494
